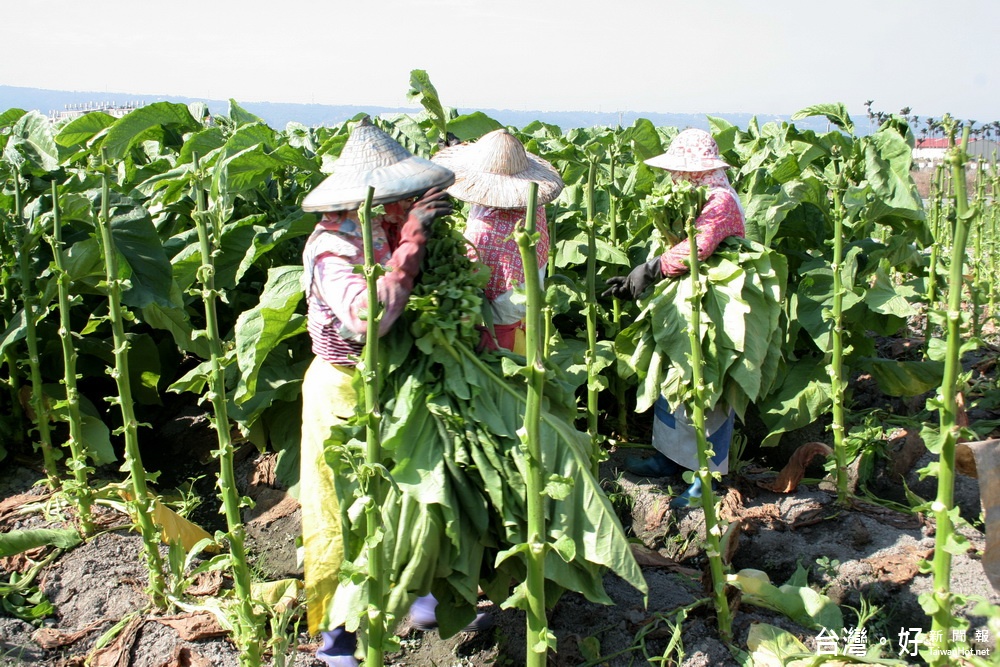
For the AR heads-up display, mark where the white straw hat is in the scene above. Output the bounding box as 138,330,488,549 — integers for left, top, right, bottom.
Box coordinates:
302,117,455,212
431,129,564,208
644,128,732,172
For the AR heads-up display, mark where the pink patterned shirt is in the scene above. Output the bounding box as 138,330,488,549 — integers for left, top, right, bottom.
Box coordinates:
660,171,745,277
464,204,549,323
302,211,409,366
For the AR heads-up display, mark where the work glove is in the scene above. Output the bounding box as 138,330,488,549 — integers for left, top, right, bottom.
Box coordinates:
602,258,662,300
385,187,453,292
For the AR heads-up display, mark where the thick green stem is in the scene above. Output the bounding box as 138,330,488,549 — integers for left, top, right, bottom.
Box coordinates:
829,157,849,505
50,182,94,534
13,175,59,486
972,167,986,338
516,183,550,665
989,172,998,320
925,165,944,357
95,150,166,607
608,151,628,441
357,187,387,667
683,212,731,642
191,155,261,665
928,125,971,665
584,160,600,475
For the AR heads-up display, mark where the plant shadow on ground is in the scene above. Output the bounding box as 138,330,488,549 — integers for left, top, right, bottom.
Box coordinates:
1,335,998,665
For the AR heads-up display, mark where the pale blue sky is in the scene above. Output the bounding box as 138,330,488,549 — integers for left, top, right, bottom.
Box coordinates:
3,0,998,121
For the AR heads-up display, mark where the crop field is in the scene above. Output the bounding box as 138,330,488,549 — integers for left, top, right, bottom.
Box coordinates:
0,73,998,666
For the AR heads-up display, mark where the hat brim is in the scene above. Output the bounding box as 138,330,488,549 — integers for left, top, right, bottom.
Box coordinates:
644,154,732,172
302,156,455,212
432,146,564,208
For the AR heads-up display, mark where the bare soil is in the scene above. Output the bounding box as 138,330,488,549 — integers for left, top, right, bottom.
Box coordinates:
1,340,998,666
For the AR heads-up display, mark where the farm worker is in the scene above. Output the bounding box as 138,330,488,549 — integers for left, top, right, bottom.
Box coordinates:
603,128,745,507
431,128,564,353
299,117,458,666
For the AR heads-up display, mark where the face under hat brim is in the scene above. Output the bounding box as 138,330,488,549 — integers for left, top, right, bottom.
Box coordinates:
643,153,732,172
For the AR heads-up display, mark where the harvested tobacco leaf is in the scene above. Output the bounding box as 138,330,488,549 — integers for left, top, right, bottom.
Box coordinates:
760,442,832,493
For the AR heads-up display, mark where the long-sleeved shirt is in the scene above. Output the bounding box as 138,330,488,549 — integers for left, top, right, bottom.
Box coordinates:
302,211,412,366
463,204,548,326
659,185,745,277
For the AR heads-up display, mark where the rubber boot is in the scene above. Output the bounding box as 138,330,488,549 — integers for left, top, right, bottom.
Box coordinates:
624,451,680,478
409,594,494,633
316,627,358,667
669,476,721,509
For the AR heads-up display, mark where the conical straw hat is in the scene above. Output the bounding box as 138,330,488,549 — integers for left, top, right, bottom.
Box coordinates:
302,117,455,212
644,128,731,172
431,129,564,208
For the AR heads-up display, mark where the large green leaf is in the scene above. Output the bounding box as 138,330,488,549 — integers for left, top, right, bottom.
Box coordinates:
234,266,306,404
140,302,211,359
102,101,199,160
863,129,924,223
447,112,503,142
863,358,944,397
55,112,117,149
791,103,854,134
0,529,82,558
407,69,448,140
227,99,265,127
107,197,176,309
3,111,60,171
758,356,831,447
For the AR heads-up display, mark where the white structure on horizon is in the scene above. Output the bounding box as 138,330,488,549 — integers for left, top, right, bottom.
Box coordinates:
49,101,144,122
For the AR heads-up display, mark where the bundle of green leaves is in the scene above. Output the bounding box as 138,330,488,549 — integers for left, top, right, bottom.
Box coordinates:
642,180,708,252
615,237,788,418
325,218,645,642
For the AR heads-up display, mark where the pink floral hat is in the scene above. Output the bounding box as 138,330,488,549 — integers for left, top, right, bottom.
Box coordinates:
644,128,731,172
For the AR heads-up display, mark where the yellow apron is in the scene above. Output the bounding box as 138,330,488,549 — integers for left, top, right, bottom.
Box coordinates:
300,357,357,635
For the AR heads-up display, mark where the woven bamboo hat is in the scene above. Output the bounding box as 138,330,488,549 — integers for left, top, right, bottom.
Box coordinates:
302,117,455,212
431,129,564,208
644,128,732,172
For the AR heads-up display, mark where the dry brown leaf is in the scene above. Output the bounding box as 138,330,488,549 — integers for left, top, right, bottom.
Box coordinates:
760,442,833,493
185,569,224,597
865,545,933,585
32,619,110,649
956,443,980,478
628,543,701,577
0,491,51,525
155,646,213,667
721,520,742,565
643,496,671,533
87,615,143,667
246,490,298,525
154,612,227,641
959,438,1000,592
888,428,927,478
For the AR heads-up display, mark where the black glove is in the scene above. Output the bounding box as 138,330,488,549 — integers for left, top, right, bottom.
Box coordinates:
405,186,452,239
602,258,662,300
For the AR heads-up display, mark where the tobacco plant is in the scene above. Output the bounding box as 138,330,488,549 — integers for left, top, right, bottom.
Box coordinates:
48,182,94,534
94,149,167,607
191,153,263,665
923,122,973,665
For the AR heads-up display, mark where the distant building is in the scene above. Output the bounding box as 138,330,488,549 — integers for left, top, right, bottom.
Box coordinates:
913,138,999,169
48,101,144,122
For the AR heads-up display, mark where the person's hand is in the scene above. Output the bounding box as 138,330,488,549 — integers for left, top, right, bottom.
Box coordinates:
602,258,662,300
406,186,453,235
